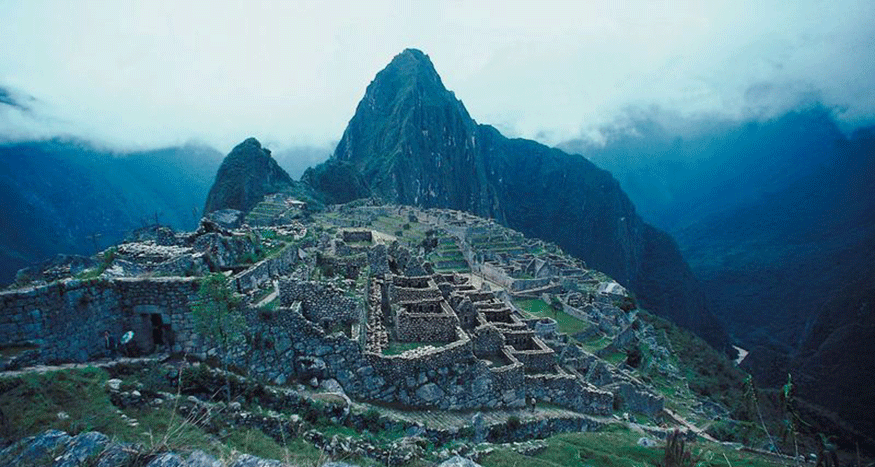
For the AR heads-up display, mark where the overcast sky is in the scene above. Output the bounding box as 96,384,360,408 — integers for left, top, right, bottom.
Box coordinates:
0,0,873,152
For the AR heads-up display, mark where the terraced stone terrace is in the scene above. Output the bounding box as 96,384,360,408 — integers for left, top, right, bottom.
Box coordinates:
244,193,305,226
1,200,774,467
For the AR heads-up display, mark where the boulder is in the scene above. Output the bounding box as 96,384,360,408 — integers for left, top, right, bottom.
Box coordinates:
437,456,484,467
415,383,445,403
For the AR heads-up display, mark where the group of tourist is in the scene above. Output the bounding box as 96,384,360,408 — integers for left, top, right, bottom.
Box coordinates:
102,330,135,358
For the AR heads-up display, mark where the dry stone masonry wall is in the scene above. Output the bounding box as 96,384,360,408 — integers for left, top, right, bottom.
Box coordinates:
0,277,200,366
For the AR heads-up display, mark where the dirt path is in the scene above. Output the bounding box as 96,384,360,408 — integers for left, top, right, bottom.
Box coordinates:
0,355,166,378
255,280,278,307
350,400,614,432
663,408,719,443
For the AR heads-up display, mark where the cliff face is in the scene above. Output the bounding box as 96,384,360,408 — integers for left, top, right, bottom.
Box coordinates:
307,49,728,348
204,138,296,214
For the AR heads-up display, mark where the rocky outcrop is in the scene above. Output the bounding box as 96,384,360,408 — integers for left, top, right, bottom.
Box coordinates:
203,138,297,215
0,429,355,467
306,49,728,348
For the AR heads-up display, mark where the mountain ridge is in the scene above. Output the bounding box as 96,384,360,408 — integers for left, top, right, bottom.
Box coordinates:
203,137,297,214
0,138,223,284
306,49,729,349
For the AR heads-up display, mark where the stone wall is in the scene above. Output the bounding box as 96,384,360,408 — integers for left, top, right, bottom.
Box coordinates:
232,244,299,293
474,263,513,288
388,283,442,303
525,374,614,415
278,280,362,326
235,305,528,411
394,301,459,343
471,325,505,357
342,230,373,243
508,277,553,292
0,277,200,365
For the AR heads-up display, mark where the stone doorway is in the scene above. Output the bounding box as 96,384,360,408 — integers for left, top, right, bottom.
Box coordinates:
150,314,164,346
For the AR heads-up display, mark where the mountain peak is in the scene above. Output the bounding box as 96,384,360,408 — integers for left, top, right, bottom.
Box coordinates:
386,48,438,78
203,138,293,214
233,137,268,155
332,49,470,166
313,50,730,350
362,49,451,109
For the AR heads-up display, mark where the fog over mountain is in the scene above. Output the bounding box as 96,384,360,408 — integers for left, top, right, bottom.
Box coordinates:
0,1,873,151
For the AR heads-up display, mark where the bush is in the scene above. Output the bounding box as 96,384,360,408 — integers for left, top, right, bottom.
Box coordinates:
362,409,381,432
657,429,701,467
506,415,521,430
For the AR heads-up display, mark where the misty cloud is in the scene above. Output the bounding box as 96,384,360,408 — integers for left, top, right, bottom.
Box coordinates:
0,0,872,152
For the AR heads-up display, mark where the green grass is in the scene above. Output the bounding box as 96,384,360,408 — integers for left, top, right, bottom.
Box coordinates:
639,311,748,414
223,427,323,464
479,425,779,467
602,351,627,365
0,366,229,456
250,286,274,304
514,299,589,335
577,334,611,353
0,365,381,466
74,247,117,280
0,366,128,441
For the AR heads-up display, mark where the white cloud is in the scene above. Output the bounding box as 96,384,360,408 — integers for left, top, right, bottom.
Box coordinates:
0,0,872,151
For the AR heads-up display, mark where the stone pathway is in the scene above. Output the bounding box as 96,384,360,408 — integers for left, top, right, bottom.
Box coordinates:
0,355,167,378
663,408,719,443
349,401,611,431
255,280,278,307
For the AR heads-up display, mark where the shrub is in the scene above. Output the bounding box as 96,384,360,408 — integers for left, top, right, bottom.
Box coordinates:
506,415,521,430
362,409,381,432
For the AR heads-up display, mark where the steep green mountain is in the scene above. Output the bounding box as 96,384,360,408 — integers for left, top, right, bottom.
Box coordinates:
0,139,223,285
304,49,728,350
203,138,299,214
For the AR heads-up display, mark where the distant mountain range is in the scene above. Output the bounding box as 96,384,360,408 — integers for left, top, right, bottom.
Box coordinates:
563,112,875,434
0,139,222,284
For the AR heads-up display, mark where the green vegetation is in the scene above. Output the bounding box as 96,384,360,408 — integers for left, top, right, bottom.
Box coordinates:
602,351,627,366
578,333,611,353
0,365,354,466
192,273,246,402
515,299,588,335
0,367,124,441
640,311,748,413
479,426,778,467
74,247,117,280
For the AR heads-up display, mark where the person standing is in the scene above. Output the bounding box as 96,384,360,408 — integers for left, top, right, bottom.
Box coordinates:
103,331,117,358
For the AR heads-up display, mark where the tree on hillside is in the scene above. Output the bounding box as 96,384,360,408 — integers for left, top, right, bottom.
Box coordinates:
192,273,246,402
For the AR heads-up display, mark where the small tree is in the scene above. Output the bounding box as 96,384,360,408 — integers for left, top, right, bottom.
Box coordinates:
192,273,246,402
657,429,702,467
550,295,563,317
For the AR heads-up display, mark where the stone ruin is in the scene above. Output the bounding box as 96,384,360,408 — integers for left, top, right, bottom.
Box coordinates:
1,203,668,420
